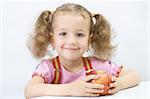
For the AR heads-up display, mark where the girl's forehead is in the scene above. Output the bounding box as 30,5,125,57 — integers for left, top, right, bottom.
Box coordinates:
52,13,91,30
55,11,90,20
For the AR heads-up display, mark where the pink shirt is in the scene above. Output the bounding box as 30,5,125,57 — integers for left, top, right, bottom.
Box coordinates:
32,57,122,84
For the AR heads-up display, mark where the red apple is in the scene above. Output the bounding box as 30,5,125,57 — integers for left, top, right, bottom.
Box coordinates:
88,70,112,95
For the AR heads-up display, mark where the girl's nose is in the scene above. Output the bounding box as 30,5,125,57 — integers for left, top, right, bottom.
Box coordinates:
67,35,77,45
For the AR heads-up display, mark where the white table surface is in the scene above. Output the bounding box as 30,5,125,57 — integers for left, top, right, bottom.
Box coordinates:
31,81,150,99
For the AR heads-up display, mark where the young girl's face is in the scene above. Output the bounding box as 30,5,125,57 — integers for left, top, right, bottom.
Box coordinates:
52,13,90,60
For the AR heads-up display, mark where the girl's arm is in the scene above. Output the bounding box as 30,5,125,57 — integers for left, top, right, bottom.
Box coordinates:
25,75,105,98
108,67,141,94
25,76,70,98
118,67,141,89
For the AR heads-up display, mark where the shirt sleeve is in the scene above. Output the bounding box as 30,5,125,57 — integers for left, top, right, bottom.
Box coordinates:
108,61,123,77
32,60,53,83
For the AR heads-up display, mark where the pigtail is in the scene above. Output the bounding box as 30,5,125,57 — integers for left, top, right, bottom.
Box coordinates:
91,14,115,60
28,11,52,59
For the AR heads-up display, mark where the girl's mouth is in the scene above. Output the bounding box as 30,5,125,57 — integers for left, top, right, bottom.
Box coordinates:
64,48,79,50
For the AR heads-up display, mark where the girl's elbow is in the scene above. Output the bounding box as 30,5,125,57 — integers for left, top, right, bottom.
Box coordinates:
130,69,141,85
135,71,142,84
24,84,31,98
124,68,142,84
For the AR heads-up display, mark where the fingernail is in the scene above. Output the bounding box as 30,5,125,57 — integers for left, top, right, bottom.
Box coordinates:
100,85,104,88
101,90,104,93
96,75,100,78
109,83,112,86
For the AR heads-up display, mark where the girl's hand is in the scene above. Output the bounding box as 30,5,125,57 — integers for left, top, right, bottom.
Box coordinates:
108,76,122,95
68,75,104,96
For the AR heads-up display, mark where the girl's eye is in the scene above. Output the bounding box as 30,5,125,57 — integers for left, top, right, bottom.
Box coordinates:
76,33,84,37
59,32,67,36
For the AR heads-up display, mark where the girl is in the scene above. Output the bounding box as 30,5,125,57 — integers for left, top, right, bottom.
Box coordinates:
25,3,141,98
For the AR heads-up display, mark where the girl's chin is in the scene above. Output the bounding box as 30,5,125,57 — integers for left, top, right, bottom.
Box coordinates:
61,55,82,61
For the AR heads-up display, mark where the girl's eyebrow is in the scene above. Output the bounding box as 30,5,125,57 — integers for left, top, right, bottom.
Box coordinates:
59,28,67,30
76,29,85,31
76,29,88,33
54,27,67,30
57,28,86,31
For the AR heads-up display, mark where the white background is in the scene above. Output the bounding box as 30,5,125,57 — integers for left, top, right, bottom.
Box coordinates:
0,0,149,98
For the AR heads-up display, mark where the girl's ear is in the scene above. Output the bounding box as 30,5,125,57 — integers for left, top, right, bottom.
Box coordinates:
48,32,53,43
88,33,93,47
88,33,93,43
90,33,93,38
49,33,55,49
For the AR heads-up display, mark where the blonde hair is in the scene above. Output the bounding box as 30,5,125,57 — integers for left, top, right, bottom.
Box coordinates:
27,3,115,60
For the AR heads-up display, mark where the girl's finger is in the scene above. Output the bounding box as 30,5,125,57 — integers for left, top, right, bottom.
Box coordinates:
108,88,118,94
83,75,99,82
85,82,104,89
85,93,100,97
109,82,117,88
111,76,117,82
85,88,104,94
